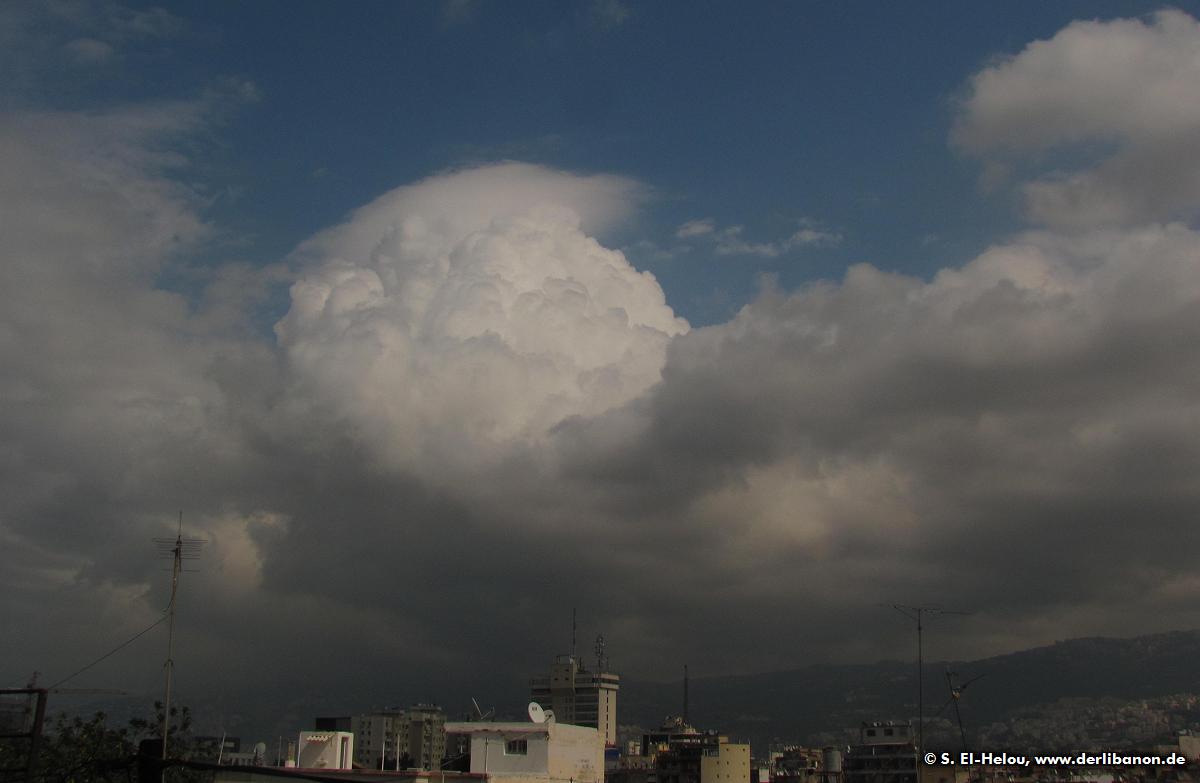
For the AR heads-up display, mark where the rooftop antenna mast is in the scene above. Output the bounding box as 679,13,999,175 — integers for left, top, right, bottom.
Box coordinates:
594,634,607,672
683,665,689,725
470,698,495,721
153,512,204,774
884,604,970,771
938,670,985,782
571,608,577,662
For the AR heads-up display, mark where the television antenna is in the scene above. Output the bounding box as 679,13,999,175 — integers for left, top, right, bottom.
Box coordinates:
939,671,985,750
938,669,985,781
152,512,204,773
471,698,495,721
594,634,608,672
882,603,970,767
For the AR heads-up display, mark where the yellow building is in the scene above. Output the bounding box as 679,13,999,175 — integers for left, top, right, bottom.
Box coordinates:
701,743,750,783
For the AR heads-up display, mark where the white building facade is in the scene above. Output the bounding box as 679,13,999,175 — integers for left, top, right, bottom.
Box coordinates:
444,720,604,783
296,731,354,770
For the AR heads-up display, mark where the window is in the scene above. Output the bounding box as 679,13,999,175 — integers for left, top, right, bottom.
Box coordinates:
505,739,528,756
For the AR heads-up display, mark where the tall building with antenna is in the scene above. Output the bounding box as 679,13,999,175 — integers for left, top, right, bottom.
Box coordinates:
529,633,619,747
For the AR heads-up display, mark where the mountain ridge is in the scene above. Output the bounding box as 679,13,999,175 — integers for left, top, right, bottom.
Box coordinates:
618,629,1200,751
37,629,1200,753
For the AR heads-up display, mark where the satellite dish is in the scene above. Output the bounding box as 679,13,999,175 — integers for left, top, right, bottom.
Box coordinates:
528,702,546,723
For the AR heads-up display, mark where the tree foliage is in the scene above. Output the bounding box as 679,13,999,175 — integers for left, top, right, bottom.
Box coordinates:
0,702,209,783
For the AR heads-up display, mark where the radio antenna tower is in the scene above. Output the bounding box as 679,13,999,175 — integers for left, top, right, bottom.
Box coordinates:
153,512,204,771
884,604,970,769
683,664,689,725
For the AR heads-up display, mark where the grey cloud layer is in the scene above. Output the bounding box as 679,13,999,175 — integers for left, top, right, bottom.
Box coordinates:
4,10,1200,727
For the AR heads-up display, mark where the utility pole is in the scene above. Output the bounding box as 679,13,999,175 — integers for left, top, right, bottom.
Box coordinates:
886,604,970,771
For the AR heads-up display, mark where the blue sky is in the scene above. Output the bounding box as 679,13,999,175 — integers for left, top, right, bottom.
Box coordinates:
22,0,1194,324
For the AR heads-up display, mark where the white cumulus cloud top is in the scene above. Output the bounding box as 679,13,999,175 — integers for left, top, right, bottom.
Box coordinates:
276,163,689,470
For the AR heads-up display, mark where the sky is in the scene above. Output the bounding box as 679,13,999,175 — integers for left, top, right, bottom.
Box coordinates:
4,0,1200,737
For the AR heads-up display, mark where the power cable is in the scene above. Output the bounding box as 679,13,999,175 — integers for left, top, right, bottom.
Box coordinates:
48,613,168,690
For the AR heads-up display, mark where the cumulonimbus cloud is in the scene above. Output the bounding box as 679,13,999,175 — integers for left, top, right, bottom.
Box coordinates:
7,7,1200,735
276,163,689,472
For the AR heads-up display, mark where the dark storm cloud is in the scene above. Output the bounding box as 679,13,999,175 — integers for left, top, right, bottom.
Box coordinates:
4,7,1200,738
